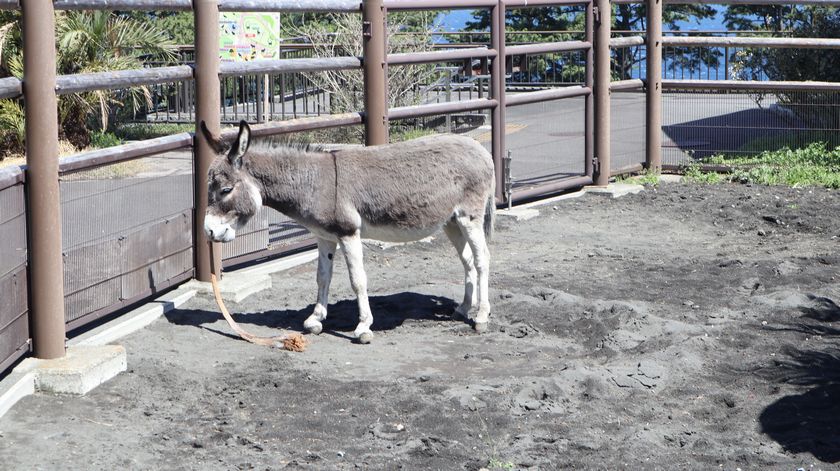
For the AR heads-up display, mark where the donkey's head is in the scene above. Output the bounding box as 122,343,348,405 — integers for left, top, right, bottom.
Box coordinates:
200,120,262,243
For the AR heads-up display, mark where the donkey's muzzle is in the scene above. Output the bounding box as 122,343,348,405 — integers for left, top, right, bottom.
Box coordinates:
204,214,236,243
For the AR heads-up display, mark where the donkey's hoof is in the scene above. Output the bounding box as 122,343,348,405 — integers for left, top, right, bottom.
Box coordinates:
357,331,374,344
452,307,469,321
473,321,489,333
303,319,323,335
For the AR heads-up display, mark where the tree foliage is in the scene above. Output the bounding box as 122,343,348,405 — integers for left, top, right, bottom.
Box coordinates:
464,5,716,79
282,12,437,141
0,11,175,154
725,6,840,127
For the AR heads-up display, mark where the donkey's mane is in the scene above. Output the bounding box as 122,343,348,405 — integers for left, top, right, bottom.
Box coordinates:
249,137,328,156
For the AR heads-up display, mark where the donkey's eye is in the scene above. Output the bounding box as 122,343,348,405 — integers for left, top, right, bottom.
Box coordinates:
220,186,233,195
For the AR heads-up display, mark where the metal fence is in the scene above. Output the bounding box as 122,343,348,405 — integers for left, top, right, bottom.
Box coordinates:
59,150,195,329
0,168,28,373
0,0,838,375
662,89,840,166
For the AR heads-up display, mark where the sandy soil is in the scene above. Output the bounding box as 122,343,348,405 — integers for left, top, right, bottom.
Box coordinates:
2,181,840,470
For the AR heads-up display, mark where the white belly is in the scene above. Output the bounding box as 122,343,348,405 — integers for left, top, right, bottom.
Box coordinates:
360,223,442,243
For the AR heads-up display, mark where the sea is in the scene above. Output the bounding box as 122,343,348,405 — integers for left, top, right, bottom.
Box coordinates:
437,7,728,33
436,7,738,80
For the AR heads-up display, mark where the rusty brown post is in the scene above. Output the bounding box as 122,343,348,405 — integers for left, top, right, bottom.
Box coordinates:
584,0,594,179
593,0,611,186
646,0,662,172
490,0,506,202
194,0,222,281
23,0,66,359
363,0,388,145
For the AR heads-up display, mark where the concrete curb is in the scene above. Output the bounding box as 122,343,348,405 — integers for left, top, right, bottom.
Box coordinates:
498,183,641,219
70,287,197,347
0,370,35,418
519,187,588,208
585,183,645,198
184,274,272,304
497,207,540,221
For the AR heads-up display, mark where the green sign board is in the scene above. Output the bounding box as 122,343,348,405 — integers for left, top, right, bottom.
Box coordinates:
219,13,281,62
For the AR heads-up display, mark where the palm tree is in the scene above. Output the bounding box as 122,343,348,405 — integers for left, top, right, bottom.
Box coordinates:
0,11,176,151
55,11,176,145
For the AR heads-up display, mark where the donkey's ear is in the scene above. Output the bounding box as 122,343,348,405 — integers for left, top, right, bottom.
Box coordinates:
199,121,226,154
228,120,251,169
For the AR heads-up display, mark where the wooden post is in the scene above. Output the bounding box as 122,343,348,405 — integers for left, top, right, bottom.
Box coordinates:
362,0,388,145
593,0,611,186
646,0,662,172
584,0,595,179
491,1,507,202
23,0,66,359
194,0,222,281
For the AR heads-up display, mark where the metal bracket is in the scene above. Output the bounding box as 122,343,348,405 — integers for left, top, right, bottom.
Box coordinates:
504,150,513,209
593,6,601,23
363,21,372,38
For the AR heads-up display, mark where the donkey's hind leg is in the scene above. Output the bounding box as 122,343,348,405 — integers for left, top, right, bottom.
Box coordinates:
455,214,491,333
339,232,375,344
444,220,476,321
304,238,337,335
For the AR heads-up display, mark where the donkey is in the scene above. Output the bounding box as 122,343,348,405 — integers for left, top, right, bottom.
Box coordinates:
201,121,495,344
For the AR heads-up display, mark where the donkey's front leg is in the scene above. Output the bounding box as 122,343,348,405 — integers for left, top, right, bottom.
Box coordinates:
339,232,374,344
304,238,337,335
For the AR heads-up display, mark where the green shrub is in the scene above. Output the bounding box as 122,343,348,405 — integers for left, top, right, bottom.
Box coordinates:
0,99,25,159
683,163,724,184
89,131,122,149
390,128,437,142
115,123,194,141
727,143,840,188
684,142,840,188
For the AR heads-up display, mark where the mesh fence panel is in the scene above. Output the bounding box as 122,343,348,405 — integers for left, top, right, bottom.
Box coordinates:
505,96,586,188
0,178,29,371
611,90,646,171
220,206,312,262
662,90,840,167
59,150,194,326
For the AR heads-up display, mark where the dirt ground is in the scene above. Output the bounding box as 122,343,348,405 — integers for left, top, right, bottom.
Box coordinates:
2,181,840,470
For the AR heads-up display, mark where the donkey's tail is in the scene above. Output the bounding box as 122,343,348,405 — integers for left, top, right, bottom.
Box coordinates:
484,192,495,243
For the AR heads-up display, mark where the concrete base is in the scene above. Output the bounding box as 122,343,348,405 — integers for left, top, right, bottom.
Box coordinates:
497,207,540,221
1,345,128,399
585,183,645,198
659,174,683,184
33,345,126,395
185,272,272,303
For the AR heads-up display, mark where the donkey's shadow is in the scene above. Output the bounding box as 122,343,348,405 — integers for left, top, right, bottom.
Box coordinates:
165,292,459,340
